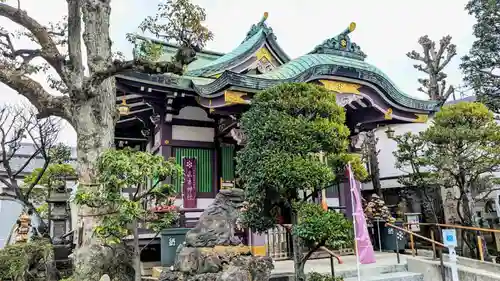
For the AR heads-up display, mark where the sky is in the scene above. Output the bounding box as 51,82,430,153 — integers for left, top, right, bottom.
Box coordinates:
0,0,476,147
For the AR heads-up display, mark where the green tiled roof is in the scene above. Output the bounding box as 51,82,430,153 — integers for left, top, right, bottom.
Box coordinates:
184,75,215,85
254,54,419,100
186,29,265,77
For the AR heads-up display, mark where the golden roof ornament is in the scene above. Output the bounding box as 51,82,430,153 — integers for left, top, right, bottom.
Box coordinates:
243,12,275,42
309,22,367,61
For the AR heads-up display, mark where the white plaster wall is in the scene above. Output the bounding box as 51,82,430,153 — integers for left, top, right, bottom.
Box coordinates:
375,122,429,179
174,106,213,122
376,115,500,181
172,125,214,142
362,177,401,190
326,198,339,208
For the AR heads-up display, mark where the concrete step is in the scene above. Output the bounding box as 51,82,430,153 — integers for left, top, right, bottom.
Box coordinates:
336,263,407,279
407,255,500,281
344,272,423,281
271,263,409,281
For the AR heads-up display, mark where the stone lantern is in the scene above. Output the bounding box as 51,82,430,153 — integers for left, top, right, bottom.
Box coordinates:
46,178,72,273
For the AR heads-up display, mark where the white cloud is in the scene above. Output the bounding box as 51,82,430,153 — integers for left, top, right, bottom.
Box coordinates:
0,0,476,146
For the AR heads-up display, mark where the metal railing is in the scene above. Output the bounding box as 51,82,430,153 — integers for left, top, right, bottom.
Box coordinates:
386,221,500,263
385,222,448,281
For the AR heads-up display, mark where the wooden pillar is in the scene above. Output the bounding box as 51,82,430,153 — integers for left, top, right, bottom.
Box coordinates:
213,118,221,196
162,120,173,186
213,138,221,195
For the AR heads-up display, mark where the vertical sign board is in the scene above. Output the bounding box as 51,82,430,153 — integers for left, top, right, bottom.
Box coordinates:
406,213,421,232
182,158,197,208
442,229,457,247
442,229,460,281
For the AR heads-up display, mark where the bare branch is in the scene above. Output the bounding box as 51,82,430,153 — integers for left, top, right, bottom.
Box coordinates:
0,3,70,85
478,68,500,78
0,106,23,184
437,36,457,72
0,66,71,120
0,104,59,202
407,35,456,101
24,158,49,199
86,58,184,89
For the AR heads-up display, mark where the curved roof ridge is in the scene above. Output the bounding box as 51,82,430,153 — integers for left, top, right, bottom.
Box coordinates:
186,28,266,76
186,12,290,77
133,34,225,57
246,53,438,109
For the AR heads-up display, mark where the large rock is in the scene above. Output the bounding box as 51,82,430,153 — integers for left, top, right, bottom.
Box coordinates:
174,245,253,274
159,188,274,281
185,189,245,247
159,255,273,281
218,266,251,281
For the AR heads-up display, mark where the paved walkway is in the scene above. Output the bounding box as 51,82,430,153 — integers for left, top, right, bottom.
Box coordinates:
272,252,407,275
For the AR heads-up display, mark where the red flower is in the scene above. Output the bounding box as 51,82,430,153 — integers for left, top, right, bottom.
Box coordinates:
152,205,179,213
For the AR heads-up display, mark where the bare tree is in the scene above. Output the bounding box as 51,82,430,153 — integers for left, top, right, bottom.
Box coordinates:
0,0,212,279
407,35,457,102
361,130,382,197
0,103,60,228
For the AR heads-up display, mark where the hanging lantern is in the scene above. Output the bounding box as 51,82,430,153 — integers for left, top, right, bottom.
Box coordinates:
118,98,130,116
385,126,395,139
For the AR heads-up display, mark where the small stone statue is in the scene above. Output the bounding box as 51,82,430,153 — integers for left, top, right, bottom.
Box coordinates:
184,188,246,247
396,197,407,220
14,212,32,243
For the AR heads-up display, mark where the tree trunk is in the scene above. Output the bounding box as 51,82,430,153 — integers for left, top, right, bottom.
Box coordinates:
133,220,141,281
365,131,382,197
72,91,118,281
291,212,306,281
455,189,476,258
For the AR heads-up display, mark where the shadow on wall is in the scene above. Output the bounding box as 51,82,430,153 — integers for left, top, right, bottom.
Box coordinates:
0,197,42,248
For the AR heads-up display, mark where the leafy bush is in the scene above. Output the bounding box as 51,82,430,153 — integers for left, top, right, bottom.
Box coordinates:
0,239,52,280
293,202,353,249
308,272,344,281
237,83,366,232
75,148,182,244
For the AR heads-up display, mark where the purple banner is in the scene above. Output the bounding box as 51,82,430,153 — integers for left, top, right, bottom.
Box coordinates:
183,158,197,208
347,163,376,265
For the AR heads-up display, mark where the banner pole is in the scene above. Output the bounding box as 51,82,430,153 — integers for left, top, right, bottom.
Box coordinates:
349,164,362,281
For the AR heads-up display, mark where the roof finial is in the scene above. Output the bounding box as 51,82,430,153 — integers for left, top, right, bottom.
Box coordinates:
340,22,356,37
242,12,275,42
309,22,366,60
349,22,356,32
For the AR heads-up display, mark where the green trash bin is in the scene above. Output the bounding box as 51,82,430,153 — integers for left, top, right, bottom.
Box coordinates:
160,228,191,267
372,220,407,252
384,221,407,252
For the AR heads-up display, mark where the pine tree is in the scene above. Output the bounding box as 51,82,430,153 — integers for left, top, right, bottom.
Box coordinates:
461,0,500,112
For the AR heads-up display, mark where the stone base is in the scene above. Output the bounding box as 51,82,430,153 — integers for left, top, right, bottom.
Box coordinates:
174,245,255,274
160,246,273,281
152,267,166,278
